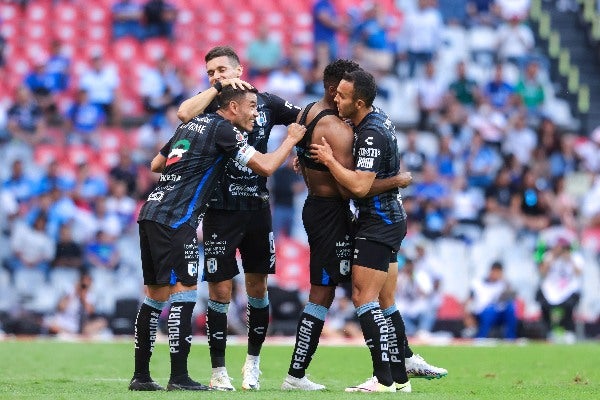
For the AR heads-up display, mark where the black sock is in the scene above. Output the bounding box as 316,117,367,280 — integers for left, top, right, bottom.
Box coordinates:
247,303,269,356
395,313,413,358
168,301,195,379
357,306,393,386
386,311,408,384
207,301,229,368
133,303,162,380
287,312,325,378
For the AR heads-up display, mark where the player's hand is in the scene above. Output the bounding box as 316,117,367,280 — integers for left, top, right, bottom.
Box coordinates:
221,78,253,90
286,123,306,144
397,171,413,188
310,137,334,166
292,156,301,174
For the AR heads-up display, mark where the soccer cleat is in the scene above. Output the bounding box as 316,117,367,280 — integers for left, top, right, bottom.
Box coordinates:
281,374,326,391
241,357,261,390
210,368,235,391
128,377,164,391
166,375,210,391
405,354,448,379
345,376,396,393
396,380,412,393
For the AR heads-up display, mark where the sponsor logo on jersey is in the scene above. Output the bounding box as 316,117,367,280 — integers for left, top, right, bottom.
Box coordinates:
365,136,373,146
358,147,380,157
148,190,164,201
166,139,191,166
356,157,374,169
159,174,181,182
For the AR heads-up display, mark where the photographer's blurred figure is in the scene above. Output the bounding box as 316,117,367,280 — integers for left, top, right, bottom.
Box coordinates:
44,272,109,337
464,261,517,340
536,238,582,343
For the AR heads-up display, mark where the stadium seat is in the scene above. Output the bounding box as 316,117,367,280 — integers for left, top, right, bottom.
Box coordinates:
49,267,81,295
142,38,171,62
436,294,465,320
110,298,139,335
267,285,304,336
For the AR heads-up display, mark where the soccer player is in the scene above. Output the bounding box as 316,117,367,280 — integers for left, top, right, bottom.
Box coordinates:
282,62,446,391
129,86,306,391
311,69,412,392
176,46,302,391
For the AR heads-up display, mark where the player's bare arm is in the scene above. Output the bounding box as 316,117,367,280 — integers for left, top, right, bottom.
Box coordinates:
177,78,254,123
150,153,167,173
368,171,413,196
310,136,376,198
246,123,306,177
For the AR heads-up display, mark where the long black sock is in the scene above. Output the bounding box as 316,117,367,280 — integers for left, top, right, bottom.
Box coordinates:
247,300,269,356
133,302,162,380
357,303,393,386
207,300,229,368
385,309,409,384
287,303,327,378
168,301,195,379
397,314,413,358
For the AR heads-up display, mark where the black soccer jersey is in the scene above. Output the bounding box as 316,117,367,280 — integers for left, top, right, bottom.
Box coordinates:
352,107,406,223
205,92,301,210
138,113,257,229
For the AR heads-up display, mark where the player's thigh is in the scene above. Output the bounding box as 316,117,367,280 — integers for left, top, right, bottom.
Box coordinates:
239,208,275,274
202,210,245,282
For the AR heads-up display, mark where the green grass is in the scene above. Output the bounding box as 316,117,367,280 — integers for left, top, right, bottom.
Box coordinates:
1,340,599,399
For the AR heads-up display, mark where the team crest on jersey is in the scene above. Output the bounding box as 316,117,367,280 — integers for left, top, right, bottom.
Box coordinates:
340,260,350,275
206,258,218,273
255,111,267,127
166,139,191,166
188,262,198,276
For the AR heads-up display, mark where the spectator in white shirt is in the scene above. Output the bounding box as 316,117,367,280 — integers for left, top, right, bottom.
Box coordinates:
79,53,120,125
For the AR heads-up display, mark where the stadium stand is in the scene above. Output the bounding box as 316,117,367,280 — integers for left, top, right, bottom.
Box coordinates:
1,0,600,341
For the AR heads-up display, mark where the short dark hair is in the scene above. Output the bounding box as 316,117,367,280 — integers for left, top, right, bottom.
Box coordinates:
205,46,240,66
323,59,361,92
217,85,258,110
491,261,503,270
342,69,377,107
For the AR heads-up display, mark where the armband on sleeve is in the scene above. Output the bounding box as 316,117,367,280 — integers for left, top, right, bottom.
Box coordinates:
234,144,257,166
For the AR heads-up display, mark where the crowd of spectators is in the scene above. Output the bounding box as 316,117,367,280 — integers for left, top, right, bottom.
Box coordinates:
1,0,599,340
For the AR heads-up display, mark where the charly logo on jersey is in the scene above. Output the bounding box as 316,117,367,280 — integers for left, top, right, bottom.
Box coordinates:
365,136,374,146
166,139,191,166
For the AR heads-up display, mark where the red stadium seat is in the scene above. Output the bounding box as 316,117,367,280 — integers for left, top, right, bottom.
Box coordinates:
53,2,79,25
34,144,65,166
436,294,465,320
112,37,142,63
25,2,50,23
142,38,171,62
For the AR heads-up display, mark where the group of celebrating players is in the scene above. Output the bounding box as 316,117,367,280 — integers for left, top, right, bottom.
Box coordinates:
129,45,448,393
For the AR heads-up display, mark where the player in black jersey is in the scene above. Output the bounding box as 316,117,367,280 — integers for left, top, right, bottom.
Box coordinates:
129,86,305,392
176,46,302,391
311,69,412,393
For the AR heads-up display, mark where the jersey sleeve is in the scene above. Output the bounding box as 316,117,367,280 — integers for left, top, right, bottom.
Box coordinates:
215,122,257,166
204,98,219,114
263,92,301,125
354,128,385,172
159,137,173,157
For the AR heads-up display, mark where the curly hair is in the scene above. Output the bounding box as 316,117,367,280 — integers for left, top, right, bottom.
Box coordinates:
323,59,361,92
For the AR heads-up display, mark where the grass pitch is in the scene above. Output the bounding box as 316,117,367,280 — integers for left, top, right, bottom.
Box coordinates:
2,339,599,399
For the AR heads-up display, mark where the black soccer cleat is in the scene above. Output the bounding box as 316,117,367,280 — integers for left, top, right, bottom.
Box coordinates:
167,375,211,391
128,377,165,391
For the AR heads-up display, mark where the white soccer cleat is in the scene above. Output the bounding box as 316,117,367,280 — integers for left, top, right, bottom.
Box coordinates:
345,376,396,393
405,354,448,379
241,356,261,390
281,374,326,391
210,367,235,391
396,380,412,392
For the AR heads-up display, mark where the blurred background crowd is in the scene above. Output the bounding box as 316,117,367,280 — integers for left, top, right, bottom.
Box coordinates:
1,0,600,343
